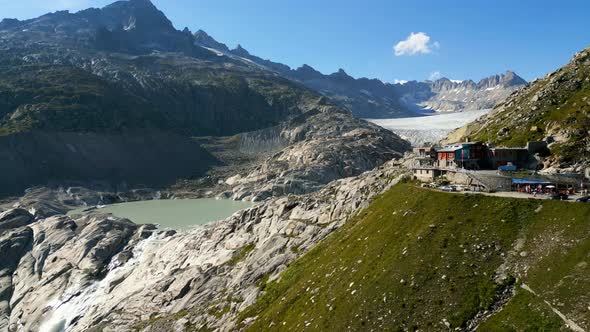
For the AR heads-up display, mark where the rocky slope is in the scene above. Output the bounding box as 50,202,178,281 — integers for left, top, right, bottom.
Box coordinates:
0,5,413,329
288,67,412,118
0,0,341,138
0,159,411,332
445,47,590,173
219,106,410,201
4,166,590,332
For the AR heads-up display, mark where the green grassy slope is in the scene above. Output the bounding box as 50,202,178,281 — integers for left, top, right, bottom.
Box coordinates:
239,183,590,331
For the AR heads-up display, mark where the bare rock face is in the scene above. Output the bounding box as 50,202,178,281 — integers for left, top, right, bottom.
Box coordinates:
0,209,34,232
223,108,410,201
2,160,409,332
0,224,34,331
5,214,148,332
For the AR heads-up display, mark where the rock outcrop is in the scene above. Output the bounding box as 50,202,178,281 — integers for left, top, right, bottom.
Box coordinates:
0,209,35,331
0,209,34,232
222,108,410,201
1,159,409,331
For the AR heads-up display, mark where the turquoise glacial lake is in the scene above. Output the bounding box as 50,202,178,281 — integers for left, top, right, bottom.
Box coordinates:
69,199,252,230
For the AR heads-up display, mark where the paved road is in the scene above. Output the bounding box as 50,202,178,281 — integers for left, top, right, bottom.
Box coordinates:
420,187,587,203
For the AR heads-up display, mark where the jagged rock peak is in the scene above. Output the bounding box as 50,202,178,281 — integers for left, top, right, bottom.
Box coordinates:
476,71,526,89
115,0,155,7
428,71,526,92
194,29,211,38
194,29,230,52
232,44,251,56
330,68,354,80
294,64,323,78
102,0,174,31
104,0,158,11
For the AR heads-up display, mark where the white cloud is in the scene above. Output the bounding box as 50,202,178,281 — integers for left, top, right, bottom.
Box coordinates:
394,32,439,56
394,79,408,85
429,71,442,80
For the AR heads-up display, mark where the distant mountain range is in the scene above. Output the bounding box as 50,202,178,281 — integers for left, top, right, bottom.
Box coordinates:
397,71,527,113
194,30,527,118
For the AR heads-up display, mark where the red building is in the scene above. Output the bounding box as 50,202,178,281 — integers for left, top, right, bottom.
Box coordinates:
436,142,485,169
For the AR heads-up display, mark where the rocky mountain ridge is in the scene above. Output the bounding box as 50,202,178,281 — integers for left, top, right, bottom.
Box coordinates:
397,71,527,113
194,30,526,117
0,0,203,56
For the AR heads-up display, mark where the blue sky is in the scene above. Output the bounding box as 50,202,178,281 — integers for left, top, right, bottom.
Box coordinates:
2,0,590,83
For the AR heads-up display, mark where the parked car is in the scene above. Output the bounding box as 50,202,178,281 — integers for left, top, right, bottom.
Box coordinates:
549,193,569,200
498,164,517,172
575,196,590,203
440,186,456,192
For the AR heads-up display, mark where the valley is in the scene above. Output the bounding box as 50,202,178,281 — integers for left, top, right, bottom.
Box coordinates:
0,1,589,332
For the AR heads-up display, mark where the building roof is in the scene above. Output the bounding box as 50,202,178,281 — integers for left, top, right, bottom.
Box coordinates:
512,178,553,185
438,146,463,152
491,147,528,151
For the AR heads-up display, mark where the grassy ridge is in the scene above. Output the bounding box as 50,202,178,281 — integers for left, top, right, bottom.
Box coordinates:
239,184,590,331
